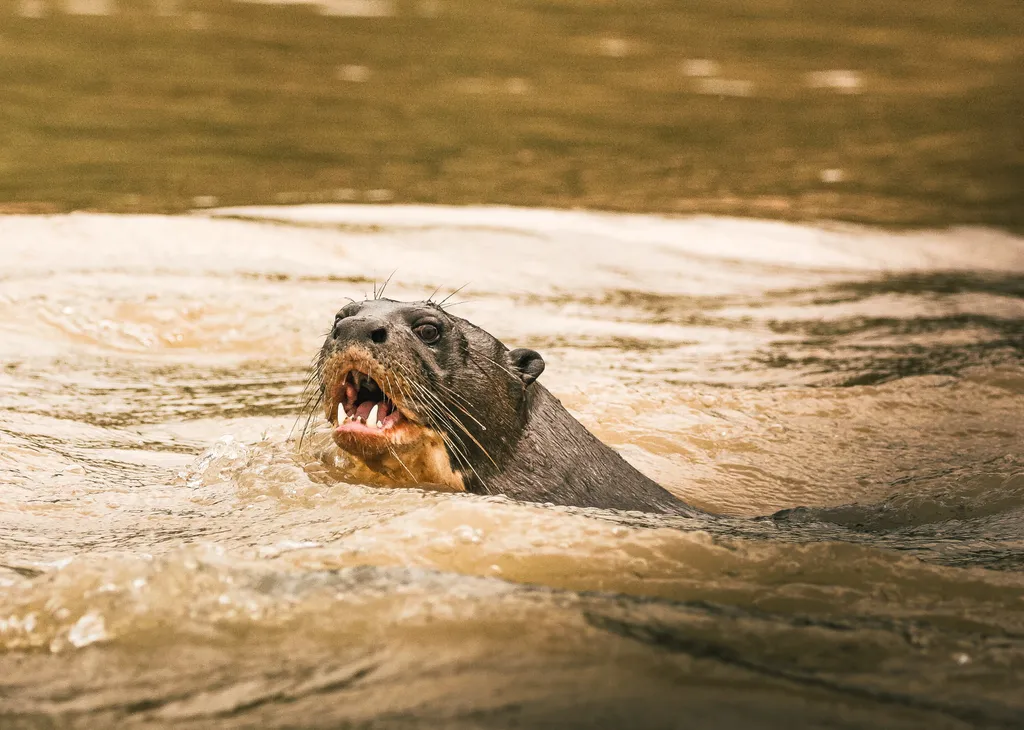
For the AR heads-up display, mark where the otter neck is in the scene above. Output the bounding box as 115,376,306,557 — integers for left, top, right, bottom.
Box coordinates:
472,386,695,516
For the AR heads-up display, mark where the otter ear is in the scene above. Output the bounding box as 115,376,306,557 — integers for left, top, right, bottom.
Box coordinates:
508,348,545,386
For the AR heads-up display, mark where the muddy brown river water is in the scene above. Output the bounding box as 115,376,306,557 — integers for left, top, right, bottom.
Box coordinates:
1,206,1023,728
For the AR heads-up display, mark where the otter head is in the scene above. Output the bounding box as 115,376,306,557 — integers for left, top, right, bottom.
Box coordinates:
316,298,544,492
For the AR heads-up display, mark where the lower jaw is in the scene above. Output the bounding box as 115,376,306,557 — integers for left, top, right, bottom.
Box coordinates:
332,423,413,457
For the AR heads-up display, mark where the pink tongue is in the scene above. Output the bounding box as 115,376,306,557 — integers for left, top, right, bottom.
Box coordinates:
355,401,376,421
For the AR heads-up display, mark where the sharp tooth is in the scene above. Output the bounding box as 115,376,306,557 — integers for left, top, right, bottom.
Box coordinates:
336,403,343,422
367,404,379,428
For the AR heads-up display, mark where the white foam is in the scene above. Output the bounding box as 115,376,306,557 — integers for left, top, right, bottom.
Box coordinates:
202,204,1024,276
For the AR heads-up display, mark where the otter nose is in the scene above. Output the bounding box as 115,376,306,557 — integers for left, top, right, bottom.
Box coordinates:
334,316,389,345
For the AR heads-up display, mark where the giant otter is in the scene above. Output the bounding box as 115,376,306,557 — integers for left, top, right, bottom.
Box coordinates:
312,298,697,516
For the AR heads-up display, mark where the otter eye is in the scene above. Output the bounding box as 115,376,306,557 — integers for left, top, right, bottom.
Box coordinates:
414,322,440,344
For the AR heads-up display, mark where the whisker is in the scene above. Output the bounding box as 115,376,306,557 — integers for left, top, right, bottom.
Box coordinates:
294,388,323,449
395,362,491,489
425,376,478,410
388,367,477,481
437,429,484,489
294,346,333,448
416,379,488,431
386,442,418,483
396,366,498,469
377,269,397,300
391,362,489,480
438,283,469,307
466,349,521,384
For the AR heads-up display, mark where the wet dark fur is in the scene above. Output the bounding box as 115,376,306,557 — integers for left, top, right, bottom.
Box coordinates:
311,298,697,516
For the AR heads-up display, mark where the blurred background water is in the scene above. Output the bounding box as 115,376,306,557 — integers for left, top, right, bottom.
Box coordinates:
0,0,1020,226
0,2,1023,729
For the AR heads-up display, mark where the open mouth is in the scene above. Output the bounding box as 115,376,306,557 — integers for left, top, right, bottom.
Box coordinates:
335,371,404,431
320,349,441,467
318,349,464,490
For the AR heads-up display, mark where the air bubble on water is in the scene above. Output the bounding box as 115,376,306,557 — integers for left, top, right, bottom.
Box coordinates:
432,534,457,553
953,652,971,665
0,612,37,636
184,435,251,488
453,525,483,544
66,612,108,649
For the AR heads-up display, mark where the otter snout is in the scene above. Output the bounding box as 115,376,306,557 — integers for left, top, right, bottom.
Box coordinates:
333,315,389,346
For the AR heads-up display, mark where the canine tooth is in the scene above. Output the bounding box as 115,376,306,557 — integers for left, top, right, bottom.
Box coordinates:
367,404,379,428
337,403,343,421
